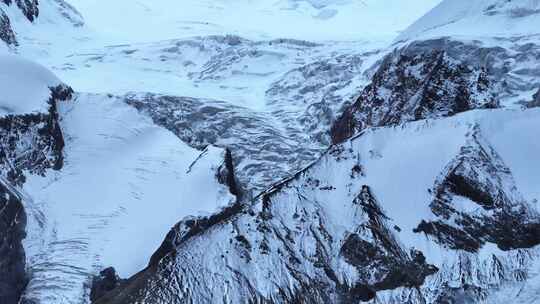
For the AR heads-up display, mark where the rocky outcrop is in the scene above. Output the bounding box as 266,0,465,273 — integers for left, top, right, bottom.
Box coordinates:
413,126,540,252
90,268,126,303
89,108,540,304
0,10,16,45
0,0,36,45
0,180,27,304
528,88,540,108
331,40,498,143
216,148,242,199
2,0,39,22
0,0,84,46
0,84,72,186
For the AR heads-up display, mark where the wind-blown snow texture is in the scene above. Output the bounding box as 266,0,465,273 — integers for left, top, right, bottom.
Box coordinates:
94,109,540,304
0,54,62,116
2,0,540,303
19,93,237,303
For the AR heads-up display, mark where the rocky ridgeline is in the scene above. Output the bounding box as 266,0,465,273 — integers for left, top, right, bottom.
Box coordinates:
332,38,540,143
91,109,540,304
415,126,540,252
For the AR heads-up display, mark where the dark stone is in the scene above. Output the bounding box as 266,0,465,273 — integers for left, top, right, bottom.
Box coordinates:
338,186,438,302
340,234,379,267
0,85,71,186
528,87,540,108
234,235,252,251
0,9,17,45
216,148,242,199
445,170,495,209
148,202,244,267
2,0,39,22
414,131,540,253
90,267,126,302
0,181,27,304
435,284,487,304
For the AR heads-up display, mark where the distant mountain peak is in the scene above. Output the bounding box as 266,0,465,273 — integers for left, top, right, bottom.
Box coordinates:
397,0,540,42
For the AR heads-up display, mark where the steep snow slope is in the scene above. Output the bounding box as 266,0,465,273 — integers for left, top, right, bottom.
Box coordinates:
0,54,61,115
38,35,386,195
397,0,540,42
333,1,540,143
4,0,539,303
3,0,443,199
0,0,83,50
18,93,237,303
0,54,73,303
93,108,540,304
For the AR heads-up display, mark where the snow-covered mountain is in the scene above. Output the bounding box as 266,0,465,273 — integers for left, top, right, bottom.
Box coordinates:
93,107,540,304
396,0,540,42
0,0,82,50
1,0,540,303
0,53,239,303
90,0,540,303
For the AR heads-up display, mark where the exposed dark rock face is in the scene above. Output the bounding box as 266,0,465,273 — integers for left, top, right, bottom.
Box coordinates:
0,10,16,45
528,88,540,108
216,148,242,198
0,84,72,186
0,0,37,45
339,186,437,298
331,41,497,143
147,149,243,269
434,284,487,304
414,126,540,252
90,268,126,303
0,0,83,46
0,180,27,304
2,0,39,22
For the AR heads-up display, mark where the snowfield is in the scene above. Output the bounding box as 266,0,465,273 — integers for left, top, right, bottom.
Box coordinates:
0,54,61,115
21,93,236,302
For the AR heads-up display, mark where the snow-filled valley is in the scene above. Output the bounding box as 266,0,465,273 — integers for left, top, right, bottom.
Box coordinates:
0,0,539,303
